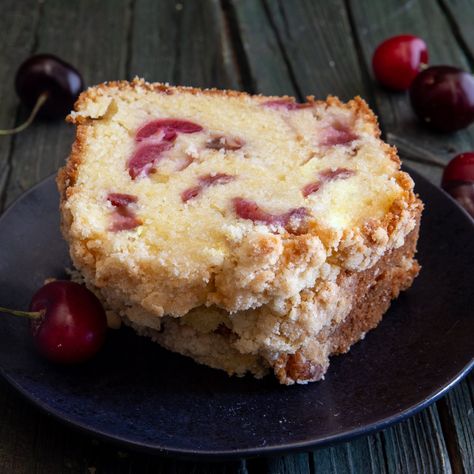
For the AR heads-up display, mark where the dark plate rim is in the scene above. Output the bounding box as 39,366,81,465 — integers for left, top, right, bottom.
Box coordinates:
0,170,473,460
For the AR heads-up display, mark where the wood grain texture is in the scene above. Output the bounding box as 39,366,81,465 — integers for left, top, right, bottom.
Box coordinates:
228,0,294,95
312,435,387,473
131,0,241,90
382,406,452,474
262,0,368,101
348,0,474,184
3,0,131,209
440,0,474,64
247,453,311,474
0,0,134,472
0,0,40,209
438,375,474,474
0,381,38,473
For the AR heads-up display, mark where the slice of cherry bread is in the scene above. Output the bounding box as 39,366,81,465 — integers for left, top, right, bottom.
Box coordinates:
58,79,422,383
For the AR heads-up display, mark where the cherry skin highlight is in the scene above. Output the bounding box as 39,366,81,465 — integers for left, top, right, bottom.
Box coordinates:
372,35,428,91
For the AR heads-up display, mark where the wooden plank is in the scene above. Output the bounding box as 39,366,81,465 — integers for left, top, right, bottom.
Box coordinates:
262,0,369,102
228,10,380,471
3,0,130,208
348,0,474,184
0,4,45,473
0,0,40,209
148,458,247,474
68,441,247,474
440,0,474,63
312,434,387,473
128,0,176,84
247,453,311,474
228,0,294,95
438,375,474,474
382,406,452,474
126,2,246,469
131,0,241,90
0,381,39,473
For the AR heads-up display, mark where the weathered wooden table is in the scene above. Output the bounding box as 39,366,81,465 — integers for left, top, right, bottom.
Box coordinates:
1,1,473,472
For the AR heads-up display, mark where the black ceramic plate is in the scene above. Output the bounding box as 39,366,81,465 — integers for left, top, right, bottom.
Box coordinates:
0,170,473,460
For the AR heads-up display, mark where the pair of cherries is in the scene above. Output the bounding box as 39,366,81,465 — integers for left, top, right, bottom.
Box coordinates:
372,34,474,133
372,35,474,218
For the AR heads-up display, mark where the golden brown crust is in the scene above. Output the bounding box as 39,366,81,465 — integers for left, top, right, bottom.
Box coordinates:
329,222,420,356
274,351,324,383
272,219,420,385
122,219,421,385
67,78,378,128
57,124,87,199
57,123,91,246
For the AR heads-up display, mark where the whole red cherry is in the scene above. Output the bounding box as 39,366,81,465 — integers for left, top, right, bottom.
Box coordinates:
0,281,107,364
29,281,107,363
372,35,428,91
442,152,474,218
410,66,474,132
15,54,83,119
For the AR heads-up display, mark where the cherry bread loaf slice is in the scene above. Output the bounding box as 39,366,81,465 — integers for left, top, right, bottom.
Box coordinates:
126,223,420,384
58,79,422,383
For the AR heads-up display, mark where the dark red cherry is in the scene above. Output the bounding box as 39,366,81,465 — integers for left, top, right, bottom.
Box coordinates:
0,281,107,363
15,54,84,119
441,152,474,218
410,66,474,132
372,35,428,91
442,152,474,184
26,281,107,364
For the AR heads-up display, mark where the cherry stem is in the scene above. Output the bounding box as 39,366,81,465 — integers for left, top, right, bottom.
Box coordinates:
0,306,43,320
0,92,49,136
